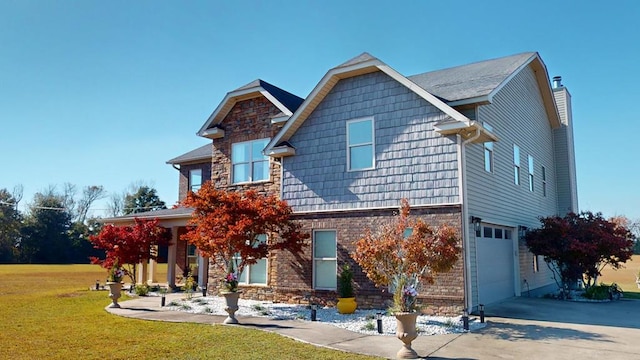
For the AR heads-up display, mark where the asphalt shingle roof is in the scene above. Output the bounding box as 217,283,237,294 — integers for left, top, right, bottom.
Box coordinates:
166,144,211,165
408,52,536,102
235,79,304,113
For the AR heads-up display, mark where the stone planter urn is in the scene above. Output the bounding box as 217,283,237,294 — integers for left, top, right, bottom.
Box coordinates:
221,291,241,324
106,282,122,308
395,312,419,359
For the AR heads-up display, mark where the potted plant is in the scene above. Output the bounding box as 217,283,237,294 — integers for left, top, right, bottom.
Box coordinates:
353,199,461,359
336,264,357,314
105,259,126,308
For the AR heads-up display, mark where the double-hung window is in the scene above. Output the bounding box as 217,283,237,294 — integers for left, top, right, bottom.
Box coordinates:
513,145,520,185
528,155,534,192
189,168,202,192
237,234,268,285
313,230,337,289
347,118,374,171
232,138,270,183
483,122,494,173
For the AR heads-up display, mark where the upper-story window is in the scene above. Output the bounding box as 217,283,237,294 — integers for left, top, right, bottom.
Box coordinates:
232,138,270,183
483,122,494,173
347,118,375,171
513,145,520,185
528,155,534,192
189,169,202,192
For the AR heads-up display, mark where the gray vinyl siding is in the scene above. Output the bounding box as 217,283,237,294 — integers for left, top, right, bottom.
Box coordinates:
282,71,460,212
553,88,579,214
466,66,559,302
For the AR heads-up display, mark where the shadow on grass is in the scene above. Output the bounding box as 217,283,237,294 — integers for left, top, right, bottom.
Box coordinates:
479,321,611,343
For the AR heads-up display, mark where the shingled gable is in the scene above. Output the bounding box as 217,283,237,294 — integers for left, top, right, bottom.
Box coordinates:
197,79,304,139
166,143,211,165
265,52,497,157
409,52,561,129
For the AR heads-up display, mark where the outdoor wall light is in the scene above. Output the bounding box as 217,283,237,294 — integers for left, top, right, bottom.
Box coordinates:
376,312,383,334
518,225,528,240
479,304,485,323
471,216,482,232
310,304,317,321
462,309,469,331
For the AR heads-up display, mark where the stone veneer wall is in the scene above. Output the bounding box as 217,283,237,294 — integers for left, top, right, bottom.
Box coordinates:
206,205,465,316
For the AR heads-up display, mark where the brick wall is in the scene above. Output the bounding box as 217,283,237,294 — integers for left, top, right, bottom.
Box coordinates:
206,205,465,315
210,97,284,197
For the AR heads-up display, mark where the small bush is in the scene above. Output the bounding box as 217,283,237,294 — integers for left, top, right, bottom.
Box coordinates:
583,284,613,300
362,321,375,331
134,284,150,296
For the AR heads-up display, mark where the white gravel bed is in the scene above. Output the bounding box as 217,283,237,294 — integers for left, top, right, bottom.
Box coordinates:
166,295,485,335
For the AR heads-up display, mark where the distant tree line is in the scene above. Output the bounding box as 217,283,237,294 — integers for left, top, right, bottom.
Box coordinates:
0,182,167,264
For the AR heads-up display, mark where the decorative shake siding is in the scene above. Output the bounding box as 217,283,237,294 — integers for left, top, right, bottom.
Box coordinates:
282,71,460,212
466,65,559,302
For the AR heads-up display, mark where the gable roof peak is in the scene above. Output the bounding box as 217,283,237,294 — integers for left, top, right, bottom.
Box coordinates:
335,52,380,69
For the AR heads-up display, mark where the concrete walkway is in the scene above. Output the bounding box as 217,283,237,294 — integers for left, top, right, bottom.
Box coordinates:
107,294,640,359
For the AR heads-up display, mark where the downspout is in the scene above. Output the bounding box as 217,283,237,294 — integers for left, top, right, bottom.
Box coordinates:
459,128,482,313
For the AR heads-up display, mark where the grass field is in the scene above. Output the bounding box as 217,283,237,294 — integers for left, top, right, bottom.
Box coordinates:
0,264,378,360
599,254,640,299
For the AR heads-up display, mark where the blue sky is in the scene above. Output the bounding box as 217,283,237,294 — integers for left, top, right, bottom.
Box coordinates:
1,1,638,220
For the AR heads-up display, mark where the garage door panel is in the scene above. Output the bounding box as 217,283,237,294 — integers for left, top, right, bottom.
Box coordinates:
477,226,515,305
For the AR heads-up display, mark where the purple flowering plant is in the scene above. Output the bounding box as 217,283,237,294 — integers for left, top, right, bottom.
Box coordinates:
222,262,239,292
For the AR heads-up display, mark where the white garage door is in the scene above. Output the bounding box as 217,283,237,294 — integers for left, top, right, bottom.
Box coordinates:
477,225,515,305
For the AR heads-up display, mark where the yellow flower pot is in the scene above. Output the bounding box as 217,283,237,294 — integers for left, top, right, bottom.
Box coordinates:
336,297,357,314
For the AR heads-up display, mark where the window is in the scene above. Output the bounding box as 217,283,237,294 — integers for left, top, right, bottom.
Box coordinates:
513,145,520,185
494,228,503,239
483,123,494,173
189,169,202,192
542,166,547,197
403,228,413,238
238,234,267,285
483,226,493,238
528,155,534,192
533,255,540,273
232,138,270,183
187,244,198,271
347,118,374,171
504,229,512,240
313,230,337,289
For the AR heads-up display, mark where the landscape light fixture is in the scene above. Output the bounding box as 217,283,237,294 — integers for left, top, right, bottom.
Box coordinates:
311,304,317,321
376,312,383,334
95,280,100,291
479,304,485,323
471,216,482,232
202,285,207,297
462,309,469,331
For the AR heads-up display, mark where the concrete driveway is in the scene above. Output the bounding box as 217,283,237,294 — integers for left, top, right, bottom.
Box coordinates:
423,297,640,359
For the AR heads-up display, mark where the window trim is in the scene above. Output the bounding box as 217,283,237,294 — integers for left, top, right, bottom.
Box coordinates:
231,138,271,184
483,122,494,173
513,145,520,185
189,168,202,192
312,229,337,290
346,117,375,171
541,165,547,197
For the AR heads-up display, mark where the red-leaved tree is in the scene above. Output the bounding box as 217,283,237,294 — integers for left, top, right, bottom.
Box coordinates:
181,183,308,287
525,211,634,295
352,199,461,312
89,218,170,283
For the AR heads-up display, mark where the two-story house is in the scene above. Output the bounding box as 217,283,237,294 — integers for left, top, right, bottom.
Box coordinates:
106,52,578,314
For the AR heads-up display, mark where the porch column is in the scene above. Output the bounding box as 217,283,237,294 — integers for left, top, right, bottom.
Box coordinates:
148,255,157,284
197,253,208,288
167,227,178,288
137,261,148,284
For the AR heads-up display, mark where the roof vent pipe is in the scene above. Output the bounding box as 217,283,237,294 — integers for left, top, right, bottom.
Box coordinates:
552,76,562,89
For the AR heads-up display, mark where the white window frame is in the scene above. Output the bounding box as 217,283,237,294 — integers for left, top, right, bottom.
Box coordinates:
231,138,270,184
533,255,540,273
346,117,375,171
189,168,202,192
541,165,547,197
236,234,268,285
528,155,534,192
312,230,337,290
513,145,520,185
483,122,494,173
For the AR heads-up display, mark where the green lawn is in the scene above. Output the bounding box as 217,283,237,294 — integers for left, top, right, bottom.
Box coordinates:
0,264,379,360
